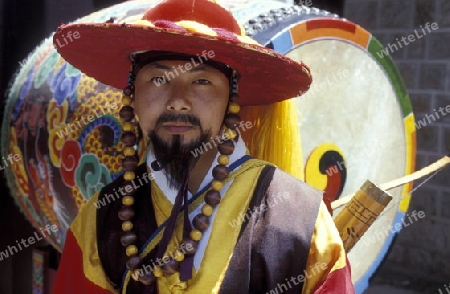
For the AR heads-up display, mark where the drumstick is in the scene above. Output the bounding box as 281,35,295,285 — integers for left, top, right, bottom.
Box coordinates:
331,155,450,210
333,180,393,252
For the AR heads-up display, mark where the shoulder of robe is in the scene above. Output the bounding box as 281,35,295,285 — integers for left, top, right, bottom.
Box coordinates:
260,168,323,232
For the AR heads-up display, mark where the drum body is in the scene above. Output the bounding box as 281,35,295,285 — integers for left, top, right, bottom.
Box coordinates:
1,1,415,293
232,2,416,292
1,0,155,252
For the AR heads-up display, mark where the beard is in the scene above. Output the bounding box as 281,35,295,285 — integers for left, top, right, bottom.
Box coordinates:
148,114,212,190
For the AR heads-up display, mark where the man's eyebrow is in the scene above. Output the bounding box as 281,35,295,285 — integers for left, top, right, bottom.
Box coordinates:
190,65,208,72
149,62,209,72
149,62,172,70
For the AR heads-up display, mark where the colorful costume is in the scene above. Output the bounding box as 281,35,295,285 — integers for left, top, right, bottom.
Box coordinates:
53,140,353,293
52,0,355,293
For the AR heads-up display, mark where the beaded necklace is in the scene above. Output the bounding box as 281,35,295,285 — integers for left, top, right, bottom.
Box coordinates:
118,68,241,287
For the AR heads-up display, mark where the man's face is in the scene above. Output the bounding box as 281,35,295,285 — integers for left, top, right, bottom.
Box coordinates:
135,60,230,145
134,59,230,186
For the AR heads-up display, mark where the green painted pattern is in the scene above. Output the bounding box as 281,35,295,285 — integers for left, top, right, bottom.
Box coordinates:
367,36,413,118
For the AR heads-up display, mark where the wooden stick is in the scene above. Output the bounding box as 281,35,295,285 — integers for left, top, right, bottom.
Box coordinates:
334,180,392,252
331,156,450,210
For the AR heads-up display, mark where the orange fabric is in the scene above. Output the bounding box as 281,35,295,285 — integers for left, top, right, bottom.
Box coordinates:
302,202,354,294
313,256,354,293
52,229,113,294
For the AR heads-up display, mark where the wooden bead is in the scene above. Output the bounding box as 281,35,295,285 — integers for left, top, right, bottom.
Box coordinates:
174,250,185,262
223,129,237,140
120,106,134,122
126,245,138,256
202,204,214,216
126,256,142,270
122,221,133,231
122,122,134,132
121,231,137,246
122,95,132,106
122,196,135,206
124,171,136,181
190,229,202,241
122,156,138,171
118,206,135,221
153,265,164,278
161,258,179,275
229,94,240,103
211,180,223,191
123,87,133,96
139,270,156,285
217,155,229,165
123,146,136,156
228,102,240,114
224,113,241,129
121,131,137,147
180,238,197,256
131,269,141,281
121,181,136,195
212,164,229,181
218,140,234,155
205,190,221,207
193,214,209,232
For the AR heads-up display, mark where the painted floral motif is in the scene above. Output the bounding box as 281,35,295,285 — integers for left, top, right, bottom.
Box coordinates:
47,98,70,167
33,51,59,89
60,140,82,187
49,63,81,109
1,0,156,251
8,128,29,197
75,154,111,200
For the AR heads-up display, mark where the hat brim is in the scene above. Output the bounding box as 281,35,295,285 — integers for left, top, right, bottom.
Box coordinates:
54,23,312,106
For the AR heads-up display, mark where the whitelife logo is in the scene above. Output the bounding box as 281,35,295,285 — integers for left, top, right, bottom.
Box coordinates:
54,30,80,49
0,152,21,171
152,50,216,86
0,225,58,261
55,102,118,139
377,22,439,58
415,104,450,130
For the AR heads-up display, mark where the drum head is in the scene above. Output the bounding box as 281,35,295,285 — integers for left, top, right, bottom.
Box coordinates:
234,2,416,293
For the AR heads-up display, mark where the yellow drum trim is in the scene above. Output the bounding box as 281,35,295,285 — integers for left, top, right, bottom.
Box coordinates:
399,113,417,213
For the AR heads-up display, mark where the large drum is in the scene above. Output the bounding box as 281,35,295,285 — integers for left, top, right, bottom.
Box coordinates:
232,2,416,292
1,1,415,293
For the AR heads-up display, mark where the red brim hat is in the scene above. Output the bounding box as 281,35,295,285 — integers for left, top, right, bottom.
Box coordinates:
53,0,312,106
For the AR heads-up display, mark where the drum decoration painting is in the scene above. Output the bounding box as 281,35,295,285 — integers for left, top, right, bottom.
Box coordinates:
0,0,421,293
1,0,155,252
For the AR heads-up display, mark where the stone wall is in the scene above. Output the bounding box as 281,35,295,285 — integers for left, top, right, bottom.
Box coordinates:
344,0,450,283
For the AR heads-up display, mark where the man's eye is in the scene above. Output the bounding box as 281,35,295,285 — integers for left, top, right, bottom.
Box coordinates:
194,79,211,85
150,77,167,84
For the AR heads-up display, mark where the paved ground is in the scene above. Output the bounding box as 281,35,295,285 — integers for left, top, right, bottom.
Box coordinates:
362,274,446,294
364,285,423,294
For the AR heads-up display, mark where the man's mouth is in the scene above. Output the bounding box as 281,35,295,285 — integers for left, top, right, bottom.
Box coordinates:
161,122,195,134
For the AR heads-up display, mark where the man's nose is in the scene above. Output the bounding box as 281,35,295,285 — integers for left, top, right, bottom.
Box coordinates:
166,86,192,112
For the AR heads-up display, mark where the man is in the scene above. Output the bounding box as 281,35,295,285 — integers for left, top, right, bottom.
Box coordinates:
52,0,354,293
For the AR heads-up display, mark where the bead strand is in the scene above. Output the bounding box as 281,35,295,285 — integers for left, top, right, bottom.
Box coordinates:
119,72,146,282
124,70,241,287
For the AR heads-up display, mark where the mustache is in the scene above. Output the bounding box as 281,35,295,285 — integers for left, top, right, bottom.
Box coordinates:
155,113,201,128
